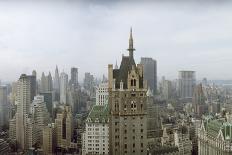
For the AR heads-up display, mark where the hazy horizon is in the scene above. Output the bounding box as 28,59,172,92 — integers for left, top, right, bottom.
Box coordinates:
1,0,232,82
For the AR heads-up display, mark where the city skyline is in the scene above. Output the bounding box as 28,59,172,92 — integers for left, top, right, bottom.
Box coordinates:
1,1,232,82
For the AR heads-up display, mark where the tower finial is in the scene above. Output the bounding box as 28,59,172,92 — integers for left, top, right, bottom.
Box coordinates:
128,27,135,58
115,60,118,69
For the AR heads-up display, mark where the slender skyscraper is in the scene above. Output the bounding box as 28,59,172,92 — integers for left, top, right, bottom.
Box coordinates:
15,74,31,150
0,85,8,128
60,72,68,104
54,66,60,91
27,70,37,102
54,66,60,101
70,67,78,89
140,57,157,95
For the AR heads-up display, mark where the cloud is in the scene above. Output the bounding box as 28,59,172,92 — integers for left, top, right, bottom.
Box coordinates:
0,0,232,82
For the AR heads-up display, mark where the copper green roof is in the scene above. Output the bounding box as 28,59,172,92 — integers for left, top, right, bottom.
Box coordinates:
205,119,223,137
87,105,109,123
203,116,232,141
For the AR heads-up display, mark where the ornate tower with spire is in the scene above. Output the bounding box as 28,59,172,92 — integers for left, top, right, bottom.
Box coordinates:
108,28,148,155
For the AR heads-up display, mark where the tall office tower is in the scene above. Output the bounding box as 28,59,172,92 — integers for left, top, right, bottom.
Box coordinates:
108,28,148,155
43,123,56,155
161,80,172,100
54,65,60,101
15,74,31,150
31,95,50,145
140,57,157,95
178,71,196,99
55,105,73,149
40,92,53,117
40,72,53,93
70,67,78,89
192,84,207,116
28,73,37,102
0,85,9,128
96,82,108,106
82,105,109,155
60,72,68,104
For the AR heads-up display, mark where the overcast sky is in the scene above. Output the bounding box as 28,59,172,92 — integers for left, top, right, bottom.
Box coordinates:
0,0,232,82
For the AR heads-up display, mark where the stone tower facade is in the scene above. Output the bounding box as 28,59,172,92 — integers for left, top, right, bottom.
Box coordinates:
108,28,148,155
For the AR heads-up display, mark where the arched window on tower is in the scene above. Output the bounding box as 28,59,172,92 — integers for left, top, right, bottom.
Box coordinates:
131,79,134,86
133,79,136,86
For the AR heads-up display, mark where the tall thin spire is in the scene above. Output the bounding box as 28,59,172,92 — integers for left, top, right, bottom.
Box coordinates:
115,60,118,69
127,27,135,58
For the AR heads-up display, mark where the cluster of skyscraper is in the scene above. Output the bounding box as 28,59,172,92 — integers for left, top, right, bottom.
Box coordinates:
2,28,232,155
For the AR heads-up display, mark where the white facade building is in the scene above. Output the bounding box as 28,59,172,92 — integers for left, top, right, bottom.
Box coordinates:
82,105,109,155
96,83,108,106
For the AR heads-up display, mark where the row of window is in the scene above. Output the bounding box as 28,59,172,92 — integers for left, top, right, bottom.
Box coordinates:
115,135,144,139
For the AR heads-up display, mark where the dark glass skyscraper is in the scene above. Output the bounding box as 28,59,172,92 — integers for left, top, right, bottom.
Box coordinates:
70,67,78,89
140,57,157,95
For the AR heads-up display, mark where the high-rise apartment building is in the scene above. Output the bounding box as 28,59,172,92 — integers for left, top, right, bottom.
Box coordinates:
60,72,68,104
178,71,196,99
31,95,50,145
108,28,148,155
140,57,157,95
96,82,108,106
15,74,31,150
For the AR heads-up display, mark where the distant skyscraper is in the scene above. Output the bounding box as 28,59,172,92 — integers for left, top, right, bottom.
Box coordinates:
178,71,196,99
83,72,95,97
54,65,60,101
40,72,53,93
70,67,78,89
161,79,173,100
15,74,31,150
0,85,8,127
140,57,157,95
60,72,68,104
108,28,148,155
192,84,207,116
54,65,60,90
